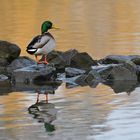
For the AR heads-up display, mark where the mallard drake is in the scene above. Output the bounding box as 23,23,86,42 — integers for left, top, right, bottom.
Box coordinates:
26,21,58,64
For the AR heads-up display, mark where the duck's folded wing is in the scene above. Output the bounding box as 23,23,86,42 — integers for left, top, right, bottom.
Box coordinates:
27,35,50,49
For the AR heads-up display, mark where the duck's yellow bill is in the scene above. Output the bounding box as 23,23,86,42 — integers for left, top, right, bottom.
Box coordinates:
51,25,60,29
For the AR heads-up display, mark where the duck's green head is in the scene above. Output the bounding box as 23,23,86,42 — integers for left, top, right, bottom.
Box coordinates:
41,21,59,34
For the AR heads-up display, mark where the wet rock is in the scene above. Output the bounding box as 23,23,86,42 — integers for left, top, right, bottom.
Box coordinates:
74,73,99,88
12,64,56,84
46,49,78,70
0,74,8,81
70,52,97,70
99,55,140,66
0,80,12,95
7,56,36,73
104,80,138,93
131,56,140,65
0,40,21,64
46,49,97,70
75,74,88,86
99,55,132,64
91,62,137,81
86,69,101,81
92,64,117,80
106,63,137,81
65,67,86,78
0,66,7,75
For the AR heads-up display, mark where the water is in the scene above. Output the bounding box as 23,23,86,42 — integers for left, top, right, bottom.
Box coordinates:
0,0,140,140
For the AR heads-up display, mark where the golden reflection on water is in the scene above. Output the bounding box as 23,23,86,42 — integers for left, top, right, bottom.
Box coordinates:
0,0,140,58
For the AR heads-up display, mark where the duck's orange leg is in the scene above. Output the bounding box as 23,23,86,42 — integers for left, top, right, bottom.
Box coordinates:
35,55,42,64
43,55,49,64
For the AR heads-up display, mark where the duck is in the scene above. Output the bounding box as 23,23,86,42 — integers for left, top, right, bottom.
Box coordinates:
26,21,59,64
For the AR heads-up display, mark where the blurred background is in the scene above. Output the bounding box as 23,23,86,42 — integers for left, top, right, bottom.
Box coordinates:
1,0,140,59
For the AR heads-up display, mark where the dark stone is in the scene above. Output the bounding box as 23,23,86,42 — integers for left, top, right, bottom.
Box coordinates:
46,49,97,70
46,49,78,70
0,80,12,95
92,64,117,80
7,56,36,74
70,52,98,70
99,55,140,66
106,63,137,81
75,74,88,86
12,64,56,84
0,66,7,75
99,55,132,64
104,80,138,94
86,69,101,81
74,72,99,88
0,40,21,64
131,56,140,65
65,67,85,78
0,74,8,81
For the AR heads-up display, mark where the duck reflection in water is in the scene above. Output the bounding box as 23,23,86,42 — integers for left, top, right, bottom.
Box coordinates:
28,91,57,132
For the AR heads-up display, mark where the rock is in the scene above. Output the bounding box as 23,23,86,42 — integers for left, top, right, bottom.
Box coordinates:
7,56,36,74
104,80,138,93
91,62,137,81
70,52,97,70
131,56,140,65
12,64,56,84
46,49,97,70
74,73,99,88
0,40,21,64
0,80,12,95
99,55,132,64
75,74,88,86
92,64,117,80
86,69,101,82
99,55,140,66
0,74,9,81
106,63,137,81
46,49,78,69
65,67,85,78
0,66,7,75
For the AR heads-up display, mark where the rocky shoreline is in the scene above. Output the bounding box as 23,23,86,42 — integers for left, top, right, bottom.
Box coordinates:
0,40,140,94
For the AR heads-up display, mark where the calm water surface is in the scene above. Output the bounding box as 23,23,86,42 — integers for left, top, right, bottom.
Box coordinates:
0,0,140,140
